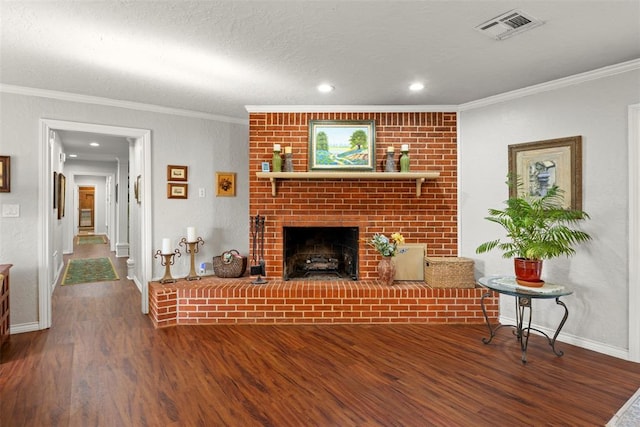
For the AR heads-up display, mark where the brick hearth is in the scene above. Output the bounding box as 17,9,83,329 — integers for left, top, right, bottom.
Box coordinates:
148,276,497,328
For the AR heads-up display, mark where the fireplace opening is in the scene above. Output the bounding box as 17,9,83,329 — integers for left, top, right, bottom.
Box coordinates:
283,227,359,280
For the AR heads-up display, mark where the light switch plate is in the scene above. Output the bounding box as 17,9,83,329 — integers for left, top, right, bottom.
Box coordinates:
2,204,20,217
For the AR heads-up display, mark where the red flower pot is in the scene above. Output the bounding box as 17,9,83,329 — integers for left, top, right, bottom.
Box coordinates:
514,258,543,286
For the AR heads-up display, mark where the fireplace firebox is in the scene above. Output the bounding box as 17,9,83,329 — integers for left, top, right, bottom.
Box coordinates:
283,227,359,280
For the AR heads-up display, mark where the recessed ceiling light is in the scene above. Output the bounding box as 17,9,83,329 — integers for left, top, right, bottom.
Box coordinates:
317,83,335,93
68,154,78,158
90,142,100,147
409,82,425,91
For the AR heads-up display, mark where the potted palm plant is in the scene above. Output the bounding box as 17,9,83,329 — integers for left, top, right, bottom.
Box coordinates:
475,178,591,286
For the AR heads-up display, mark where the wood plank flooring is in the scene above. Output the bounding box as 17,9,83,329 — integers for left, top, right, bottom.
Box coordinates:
2,239,640,426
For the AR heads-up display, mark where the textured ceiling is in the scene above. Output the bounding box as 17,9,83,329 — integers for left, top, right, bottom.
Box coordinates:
2,1,640,122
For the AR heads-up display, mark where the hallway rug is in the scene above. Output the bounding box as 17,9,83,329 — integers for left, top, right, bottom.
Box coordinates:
62,257,119,285
607,387,640,426
77,235,107,245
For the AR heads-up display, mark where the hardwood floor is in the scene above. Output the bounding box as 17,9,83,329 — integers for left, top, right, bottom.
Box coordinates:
2,239,640,426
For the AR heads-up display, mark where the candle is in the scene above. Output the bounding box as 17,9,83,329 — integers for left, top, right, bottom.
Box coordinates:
387,146,394,153
401,144,409,152
162,238,171,254
187,227,196,242
284,146,292,154
273,144,281,152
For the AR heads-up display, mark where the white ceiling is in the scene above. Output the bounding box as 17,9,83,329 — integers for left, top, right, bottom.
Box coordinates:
55,130,130,163
2,1,639,123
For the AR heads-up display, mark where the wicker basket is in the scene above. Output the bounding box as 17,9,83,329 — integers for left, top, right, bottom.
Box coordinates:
424,257,475,288
212,250,247,278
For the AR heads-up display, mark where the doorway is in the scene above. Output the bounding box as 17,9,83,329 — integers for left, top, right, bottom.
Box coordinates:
78,186,95,233
39,119,152,330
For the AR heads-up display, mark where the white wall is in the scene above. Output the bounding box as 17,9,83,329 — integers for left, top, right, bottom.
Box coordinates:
115,157,129,256
460,69,640,354
0,91,248,328
50,132,66,291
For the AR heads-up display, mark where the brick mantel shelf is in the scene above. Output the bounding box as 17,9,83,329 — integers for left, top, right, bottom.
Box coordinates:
256,171,441,197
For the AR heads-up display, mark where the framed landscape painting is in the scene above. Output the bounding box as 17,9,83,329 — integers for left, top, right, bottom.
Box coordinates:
508,136,582,210
308,120,375,171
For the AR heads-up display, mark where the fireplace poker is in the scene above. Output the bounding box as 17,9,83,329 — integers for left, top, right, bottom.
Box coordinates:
250,214,267,284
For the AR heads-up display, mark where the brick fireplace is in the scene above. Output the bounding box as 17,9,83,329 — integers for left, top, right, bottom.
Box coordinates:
249,111,459,279
147,111,498,328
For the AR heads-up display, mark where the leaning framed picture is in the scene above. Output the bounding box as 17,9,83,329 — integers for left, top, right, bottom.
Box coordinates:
0,156,10,192
308,120,375,171
168,183,188,199
508,136,582,210
216,172,236,197
167,165,188,181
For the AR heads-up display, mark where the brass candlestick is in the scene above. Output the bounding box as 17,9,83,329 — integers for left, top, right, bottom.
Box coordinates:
179,237,205,281
154,249,181,283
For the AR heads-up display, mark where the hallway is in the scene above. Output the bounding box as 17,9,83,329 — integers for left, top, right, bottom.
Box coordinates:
54,235,139,327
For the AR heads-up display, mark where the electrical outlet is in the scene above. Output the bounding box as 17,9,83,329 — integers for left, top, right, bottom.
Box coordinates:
198,188,205,198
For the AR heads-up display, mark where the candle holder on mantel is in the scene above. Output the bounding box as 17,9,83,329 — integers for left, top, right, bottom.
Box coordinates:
154,249,181,284
179,237,205,281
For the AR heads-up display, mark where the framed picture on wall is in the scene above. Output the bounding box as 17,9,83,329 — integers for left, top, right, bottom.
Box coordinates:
53,172,58,209
57,173,66,219
168,183,188,199
0,156,10,192
508,136,582,210
308,120,375,171
167,165,188,181
216,172,236,197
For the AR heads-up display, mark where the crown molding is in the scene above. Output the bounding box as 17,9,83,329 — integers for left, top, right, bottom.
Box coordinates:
3,58,637,120
0,84,248,125
459,58,640,111
245,105,459,113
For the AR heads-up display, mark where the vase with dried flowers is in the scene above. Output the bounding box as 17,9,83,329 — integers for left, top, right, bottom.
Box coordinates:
369,232,405,285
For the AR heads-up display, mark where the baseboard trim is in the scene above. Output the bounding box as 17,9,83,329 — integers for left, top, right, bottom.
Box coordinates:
499,315,631,361
115,242,130,258
133,276,143,293
10,322,41,334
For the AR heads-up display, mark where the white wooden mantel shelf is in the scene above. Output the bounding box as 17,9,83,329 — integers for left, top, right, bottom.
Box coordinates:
256,171,440,197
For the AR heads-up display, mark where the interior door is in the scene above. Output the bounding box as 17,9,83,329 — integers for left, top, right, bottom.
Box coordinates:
78,186,95,228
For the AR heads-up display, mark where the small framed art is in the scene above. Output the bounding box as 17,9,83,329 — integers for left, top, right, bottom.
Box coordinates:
53,171,58,208
167,165,188,181
216,172,236,197
57,173,66,219
0,156,10,192
168,183,188,199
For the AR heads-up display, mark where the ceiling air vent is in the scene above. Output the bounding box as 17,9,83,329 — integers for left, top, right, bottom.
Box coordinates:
475,9,544,40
